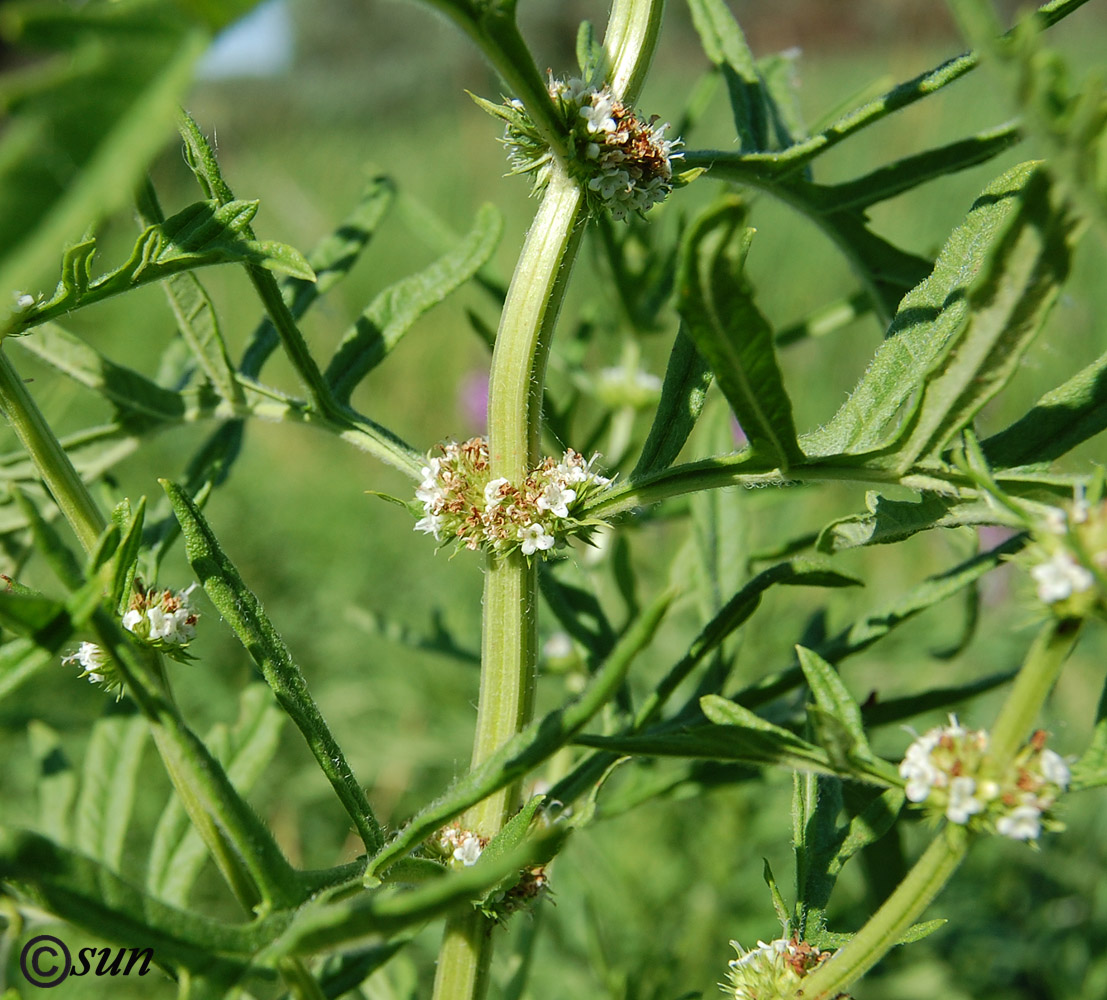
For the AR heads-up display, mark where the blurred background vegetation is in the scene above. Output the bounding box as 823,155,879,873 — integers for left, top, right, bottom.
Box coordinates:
2,1,1107,997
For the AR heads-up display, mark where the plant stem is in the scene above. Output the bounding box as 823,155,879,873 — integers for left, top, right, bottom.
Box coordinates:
988,615,1082,768
433,5,665,996
798,615,1081,998
432,161,585,1000
0,348,106,553
798,826,970,1000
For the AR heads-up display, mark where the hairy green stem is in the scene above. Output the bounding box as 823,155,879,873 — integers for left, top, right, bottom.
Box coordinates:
432,4,666,996
798,826,970,999
0,349,106,552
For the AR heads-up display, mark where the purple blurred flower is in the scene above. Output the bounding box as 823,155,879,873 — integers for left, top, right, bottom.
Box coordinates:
458,371,489,432
731,416,748,448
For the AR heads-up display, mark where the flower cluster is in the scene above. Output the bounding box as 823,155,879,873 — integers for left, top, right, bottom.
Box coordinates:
722,937,831,1000
414,437,612,558
122,582,200,647
437,822,487,868
898,716,1069,841
62,582,200,692
1025,490,1106,619
487,75,682,221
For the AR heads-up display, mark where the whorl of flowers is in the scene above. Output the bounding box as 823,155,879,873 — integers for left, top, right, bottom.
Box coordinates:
483,75,682,221
413,437,612,558
722,937,831,1000
436,822,487,868
898,716,1070,842
1025,490,1106,619
62,581,200,692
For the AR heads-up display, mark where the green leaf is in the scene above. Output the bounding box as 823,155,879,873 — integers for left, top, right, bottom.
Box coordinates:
107,498,146,614
0,1,207,329
0,827,268,976
366,589,672,879
804,162,1076,463
815,490,1012,553
325,202,502,402
76,704,148,871
136,179,241,403
576,20,605,82
632,326,714,477
893,168,1077,467
346,605,479,665
686,0,768,150
796,646,872,760
0,638,57,703
13,199,314,335
162,479,383,854
636,557,861,729
241,175,397,380
677,198,803,469
983,347,1107,466
29,721,76,845
12,488,84,591
148,683,285,905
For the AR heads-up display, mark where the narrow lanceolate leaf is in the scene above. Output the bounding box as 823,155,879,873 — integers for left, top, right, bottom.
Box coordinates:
796,646,872,760
148,684,285,906
678,199,803,469
0,639,56,702
686,0,768,150
136,180,240,402
983,347,1107,466
0,828,271,975
76,706,148,871
15,323,200,425
632,326,714,477
0,1,206,331
803,162,1075,461
325,203,501,402
12,199,314,335
12,488,84,591
892,167,1077,467
162,480,383,854
29,722,76,846
241,175,396,378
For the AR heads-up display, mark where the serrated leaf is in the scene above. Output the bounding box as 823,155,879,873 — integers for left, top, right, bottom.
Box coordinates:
632,326,714,477
76,705,148,871
148,683,285,905
983,346,1107,466
803,162,1074,462
241,175,396,378
686,0,767,151
893,167,1077,467
163,479,382,854
13,199,314,334
796,646,871,759
0,827,263,976
678,198,803,469
325,202,502,402
137,180,240,402
0,1,207,330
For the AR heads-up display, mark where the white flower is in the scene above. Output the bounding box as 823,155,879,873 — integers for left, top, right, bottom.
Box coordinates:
13,292,34,311
122,609,144,632
414,512,444,539
1038,748,1071,788
147,605,196,644
453,834,483,867
536,481,576,519
946,776,984,823
1031,550,1095,603
62,642,108,684
484,477,511,507
519,522,556,556
123,584,199,647
899,756,940,802
996,804,1043,841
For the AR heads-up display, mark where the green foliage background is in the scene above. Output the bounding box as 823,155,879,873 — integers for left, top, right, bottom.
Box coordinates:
1,1,1106,997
